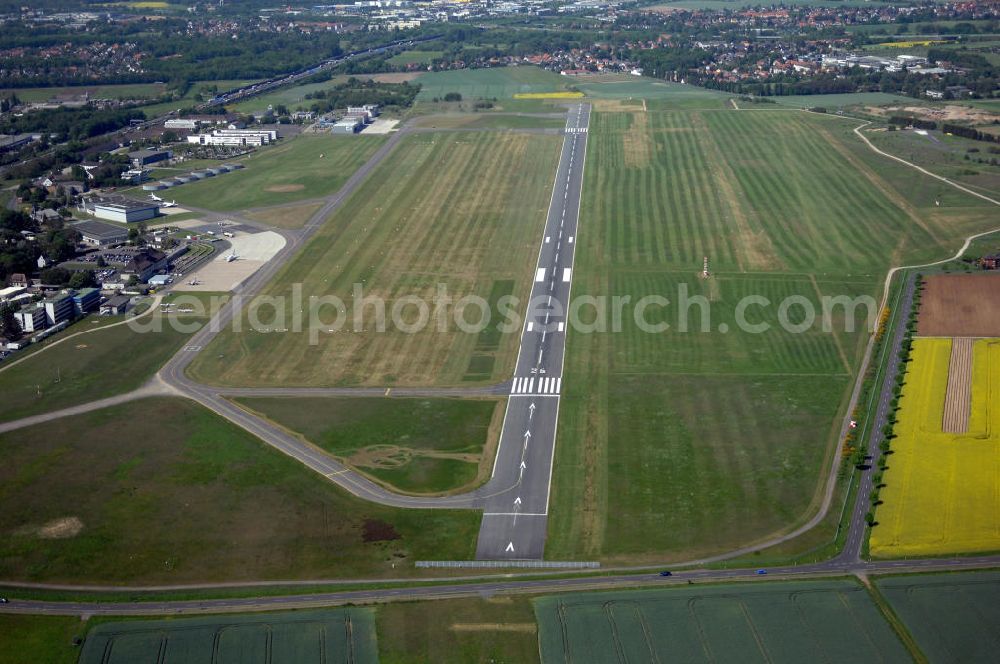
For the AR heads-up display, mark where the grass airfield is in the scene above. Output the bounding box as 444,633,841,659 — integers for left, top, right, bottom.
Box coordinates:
547,103,999,562
188,131,562,387
0,398,479,584
234,396,503,494
168,134,385,211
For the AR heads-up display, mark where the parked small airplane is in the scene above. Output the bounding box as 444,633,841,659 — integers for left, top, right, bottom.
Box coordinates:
226,251,238,263
161,200,177,208
149,193,163,202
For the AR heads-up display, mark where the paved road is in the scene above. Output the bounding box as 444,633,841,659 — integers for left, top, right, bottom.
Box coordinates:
3,555,997,617
842,273,917,561
475,103,591,560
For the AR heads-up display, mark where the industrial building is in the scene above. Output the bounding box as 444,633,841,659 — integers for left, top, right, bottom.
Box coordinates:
0,133,37,154
128,148,172,168
88,196,159,223
164,118,199,130
186,129,278,147
332,117,364,134
74,219,129,246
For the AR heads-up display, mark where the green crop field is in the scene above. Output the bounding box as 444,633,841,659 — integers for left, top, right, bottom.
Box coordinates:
136,79,259,117
413,113,567,130
577,78,734,109
79,610,377,664
246,201,324,229
535,580,910,663
865,127,1000,197
767,92,917,108
415,66,571,101
226,77,351,115
4,82,168,103
877,571,1000,663
377,596,539,663
547,107,1000,562
0,303,205,424
234,397,503,494
0,614,83,664
387,50,444,66
169,134,385,211
188,131,562,387
0,398,479,583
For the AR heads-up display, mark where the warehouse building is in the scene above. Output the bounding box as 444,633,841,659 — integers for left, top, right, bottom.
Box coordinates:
89,197,159,223
164,118,199,131
331,117,364,134
128,148,172,168
74,219,129,246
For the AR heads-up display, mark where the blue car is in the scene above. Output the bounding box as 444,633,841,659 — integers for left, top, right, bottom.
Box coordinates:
756,569,768,575
659,570,672,577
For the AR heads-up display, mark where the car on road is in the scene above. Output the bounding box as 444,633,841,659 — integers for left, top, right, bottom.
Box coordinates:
756,569,768,575
0,597,8,603
658,570,672,577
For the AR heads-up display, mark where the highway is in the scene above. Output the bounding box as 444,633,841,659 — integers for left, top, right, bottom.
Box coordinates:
3,555,997,617
474,103,590,560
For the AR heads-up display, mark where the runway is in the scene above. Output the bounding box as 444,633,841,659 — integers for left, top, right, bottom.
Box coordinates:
474,103,591,560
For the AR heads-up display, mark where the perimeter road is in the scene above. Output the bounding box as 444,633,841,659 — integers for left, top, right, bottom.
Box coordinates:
474,103,591,561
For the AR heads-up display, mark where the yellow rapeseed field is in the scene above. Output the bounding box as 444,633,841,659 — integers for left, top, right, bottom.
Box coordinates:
871,338,1000,557
880,39,947,48
512,91,584,99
